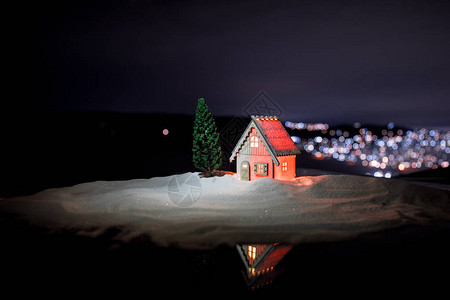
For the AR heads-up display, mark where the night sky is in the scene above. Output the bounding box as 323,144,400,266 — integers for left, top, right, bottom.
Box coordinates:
11,0,450,128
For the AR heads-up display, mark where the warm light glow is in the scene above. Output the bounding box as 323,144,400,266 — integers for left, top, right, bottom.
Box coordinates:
398,163,405,171
162,128,169,135
250,136,259,147
248,246,256,259
255,163,267,175
282,162,288,171
369,160,380,168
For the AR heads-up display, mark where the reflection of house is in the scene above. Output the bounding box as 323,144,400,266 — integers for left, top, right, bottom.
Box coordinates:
237,243,293,290
229,116,301,181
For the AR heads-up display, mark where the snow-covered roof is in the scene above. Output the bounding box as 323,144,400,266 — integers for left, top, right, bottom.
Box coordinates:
229,115,301,165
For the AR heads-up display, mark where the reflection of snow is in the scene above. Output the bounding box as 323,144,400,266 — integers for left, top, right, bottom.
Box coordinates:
1,173,449,249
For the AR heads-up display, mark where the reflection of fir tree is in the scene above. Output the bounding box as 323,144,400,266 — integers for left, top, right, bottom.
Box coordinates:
192,98,222,175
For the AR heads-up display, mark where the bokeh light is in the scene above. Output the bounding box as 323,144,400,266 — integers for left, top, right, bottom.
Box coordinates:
288,120,450,178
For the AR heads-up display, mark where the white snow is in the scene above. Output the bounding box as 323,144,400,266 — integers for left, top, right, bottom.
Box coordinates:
1,173,449,249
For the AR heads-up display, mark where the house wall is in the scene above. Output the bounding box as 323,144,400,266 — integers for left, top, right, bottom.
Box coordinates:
273,155,296,180
235,127,298,181
244,244,269,267
237,154,273,180
239,126,269,156
236,127,273,181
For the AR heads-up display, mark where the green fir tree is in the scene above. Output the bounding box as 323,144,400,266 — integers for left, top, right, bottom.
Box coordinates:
192,98,222,174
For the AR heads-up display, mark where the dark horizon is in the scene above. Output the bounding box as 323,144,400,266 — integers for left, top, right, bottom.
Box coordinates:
8,0,450,129
9,108,450,131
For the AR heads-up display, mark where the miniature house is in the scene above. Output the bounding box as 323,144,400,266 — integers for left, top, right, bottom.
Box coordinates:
237,243,293,290
229,116,301,181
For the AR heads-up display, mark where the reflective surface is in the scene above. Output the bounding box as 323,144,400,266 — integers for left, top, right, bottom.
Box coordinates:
237,243,293,290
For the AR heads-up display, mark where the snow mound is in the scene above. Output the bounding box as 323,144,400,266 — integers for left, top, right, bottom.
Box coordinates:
1,173,449,249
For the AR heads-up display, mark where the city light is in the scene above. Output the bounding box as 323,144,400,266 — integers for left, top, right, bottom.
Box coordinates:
288,121,450,177
285,121,329,132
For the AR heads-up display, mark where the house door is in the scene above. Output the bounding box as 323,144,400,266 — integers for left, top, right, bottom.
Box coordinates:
240,161,250,181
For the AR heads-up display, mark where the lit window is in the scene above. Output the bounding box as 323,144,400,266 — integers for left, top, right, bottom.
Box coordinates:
257,164,264,174
282,162,288,171
250,136,259,147
248,246,256,259
254,163,268,175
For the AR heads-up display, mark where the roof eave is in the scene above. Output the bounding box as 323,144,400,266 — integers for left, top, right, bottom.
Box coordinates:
250,116,280,165
229,120,255,162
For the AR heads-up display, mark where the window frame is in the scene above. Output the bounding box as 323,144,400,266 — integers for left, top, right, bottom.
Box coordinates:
254,163,268,175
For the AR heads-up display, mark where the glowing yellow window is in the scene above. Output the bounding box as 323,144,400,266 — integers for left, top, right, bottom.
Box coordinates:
254,163,268,175
282,162,288,171
248,246,256,259
250,136,258,147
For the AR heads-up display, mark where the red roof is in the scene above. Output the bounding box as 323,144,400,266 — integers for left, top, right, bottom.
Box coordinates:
229,116,300,165
256,244,293,272
255,117,300,155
